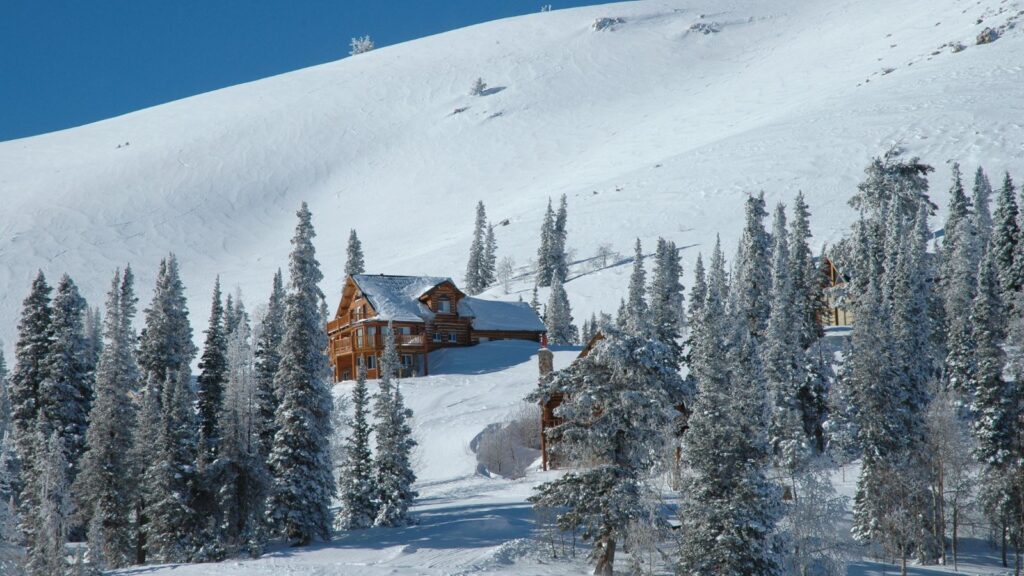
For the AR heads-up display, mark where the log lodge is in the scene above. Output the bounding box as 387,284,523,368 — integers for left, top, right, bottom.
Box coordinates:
326,274,546,381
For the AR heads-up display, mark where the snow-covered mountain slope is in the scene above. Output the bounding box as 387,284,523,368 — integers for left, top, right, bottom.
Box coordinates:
1,0,1022,349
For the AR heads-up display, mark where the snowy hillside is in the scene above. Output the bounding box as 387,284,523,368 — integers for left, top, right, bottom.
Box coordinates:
1,0,1022,349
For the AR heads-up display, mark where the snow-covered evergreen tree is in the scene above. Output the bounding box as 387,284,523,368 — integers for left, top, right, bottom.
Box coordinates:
469,77,487,96
9,271,53,501
649,238,684,354
197,278,228,467
943,165,981,395
969,249,1012,464
530,324,689,576
144,368,201,563
337,366,375,530
788,191,823,349
623,239,648,334
266,203,335,545
993,172,1021,299
348,35,374,55
373,325,417,527
544,276,576,345
552,194,569,283
972,166,994,248
72,268,139,569
464,201,488,295
25,426,71,576
216,300,269,555
730,192,772,340
40,274,91,485
482,224,497,288
536,199,556,287
763,204,810,473
345,229,365,277
254,269,285,462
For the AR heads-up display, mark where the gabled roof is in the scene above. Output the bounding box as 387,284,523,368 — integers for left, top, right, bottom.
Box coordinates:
350,274,453,323
459,297,546,332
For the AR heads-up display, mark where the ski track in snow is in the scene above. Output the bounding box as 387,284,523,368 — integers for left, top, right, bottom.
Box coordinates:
1,0,1022,573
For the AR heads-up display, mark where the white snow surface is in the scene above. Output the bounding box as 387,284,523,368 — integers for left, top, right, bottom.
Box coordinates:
350,274,451,322
459,297,546,332
1,0,1022,354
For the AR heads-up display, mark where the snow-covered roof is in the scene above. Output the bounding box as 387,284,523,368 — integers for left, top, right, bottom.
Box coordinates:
460,297,546,332
351,274,451,322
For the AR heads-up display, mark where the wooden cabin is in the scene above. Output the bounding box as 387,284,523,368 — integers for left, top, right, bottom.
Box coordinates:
820,256,854,328
326,274,546,381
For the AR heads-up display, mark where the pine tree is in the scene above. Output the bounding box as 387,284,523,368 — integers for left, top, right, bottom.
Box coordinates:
544,276,576,345
972,166,994,248
337,366,376,530
789,191,823,349
464,201,488,295
144,369,201,563
72,268,139,569
730,192,772,340
345,229,365,277
40,274,91,485
968,249,1012,464
25,425,71,576
529,284,540,314
649,238,684,358
217,301,269,555
993,172,1020,298
552,194,569,283
536,199,556,287
529,325,690,576
196,277,228,466
254,269,286,462
133,254,197,564
266,203,335,545
373,325,417,527
9,271,53,501
763,204,810,473
482,224,497,288
623,239,648,335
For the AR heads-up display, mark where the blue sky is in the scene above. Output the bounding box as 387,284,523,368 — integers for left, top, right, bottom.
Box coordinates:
0,1,606,142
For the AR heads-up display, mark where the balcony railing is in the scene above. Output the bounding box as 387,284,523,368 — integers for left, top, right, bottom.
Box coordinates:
332,333,425,354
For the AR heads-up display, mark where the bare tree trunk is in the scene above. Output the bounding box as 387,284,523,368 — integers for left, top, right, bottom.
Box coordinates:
594,537,616,576
1005,523,1010,568
901,546,908,576
952,506,959,571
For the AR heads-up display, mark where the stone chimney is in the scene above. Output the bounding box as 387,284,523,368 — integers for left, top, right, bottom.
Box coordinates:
538,334,553,380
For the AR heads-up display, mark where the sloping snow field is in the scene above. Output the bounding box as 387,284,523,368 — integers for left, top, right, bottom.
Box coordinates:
2,0,1023,573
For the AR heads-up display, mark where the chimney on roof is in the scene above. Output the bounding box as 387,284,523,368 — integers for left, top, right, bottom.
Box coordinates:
538,336,553,380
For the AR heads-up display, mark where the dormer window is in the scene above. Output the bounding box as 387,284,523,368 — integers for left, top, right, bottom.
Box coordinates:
436,296,451,314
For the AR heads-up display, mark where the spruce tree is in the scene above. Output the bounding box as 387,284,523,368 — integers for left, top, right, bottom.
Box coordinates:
536,199,556,287
73,268,139,569
254,269,286,462
968,249,1012,464
789,191,823,349
266,202,335,545
544,276,577,345
993,172,1020,298
9,271,53,496
649,238,684,359
730,192,772,340
623,239,648,335
41,274,91,484
144,369,201,563
133,254,196,564
482,224,497,288
552,194,569,283
529,324,689,576
337,366,376,530
972,166,994,248
464,201,488,295
373,325,417,527
763,204,810,473
196,277,228,466
25,425,71,576
345,229,365,277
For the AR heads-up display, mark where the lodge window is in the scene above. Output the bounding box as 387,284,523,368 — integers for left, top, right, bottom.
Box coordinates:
356,328,365,348
401,354,414,368
397,326,412,335
448,333,458,343
356,356,364,368
433,332,443,343
437,296,451,314
368,326,378,345
366,355,377,370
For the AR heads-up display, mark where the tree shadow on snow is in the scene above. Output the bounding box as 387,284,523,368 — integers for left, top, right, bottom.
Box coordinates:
481,86,506,96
